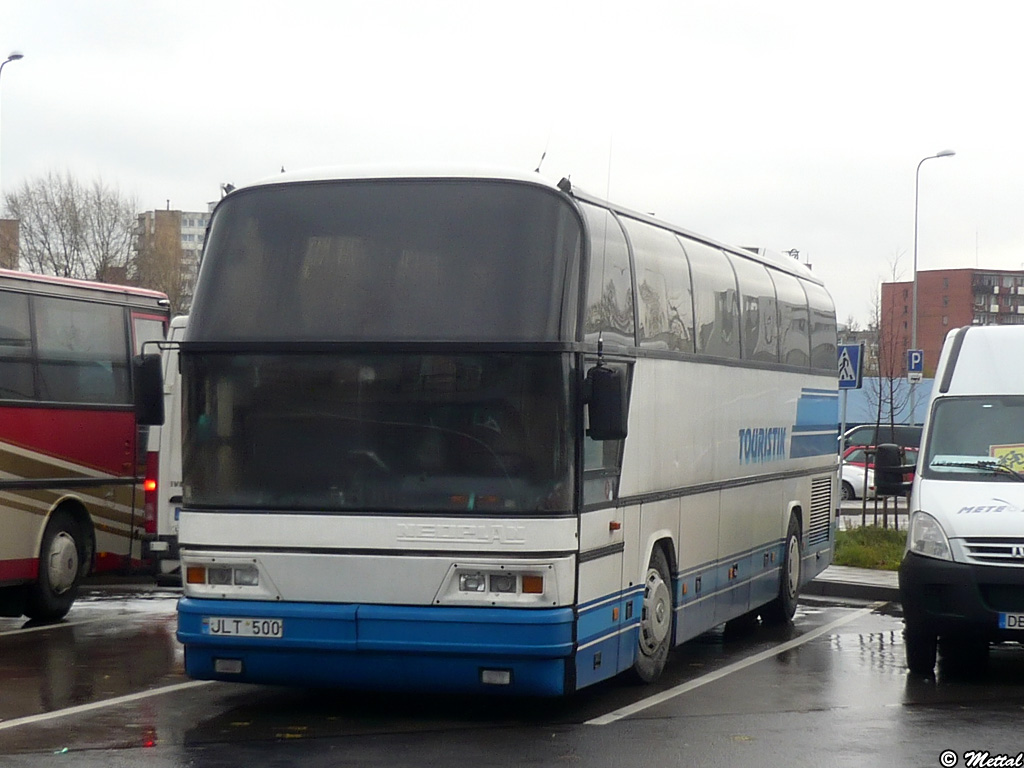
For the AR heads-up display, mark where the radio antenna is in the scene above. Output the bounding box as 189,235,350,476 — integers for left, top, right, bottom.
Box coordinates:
535,116,555,174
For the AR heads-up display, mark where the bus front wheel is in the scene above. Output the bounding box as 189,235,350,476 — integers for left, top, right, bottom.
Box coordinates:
632,546,673,683
25,512,83,622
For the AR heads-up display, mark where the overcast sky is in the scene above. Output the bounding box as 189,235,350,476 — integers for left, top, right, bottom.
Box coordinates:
2,1,1021,327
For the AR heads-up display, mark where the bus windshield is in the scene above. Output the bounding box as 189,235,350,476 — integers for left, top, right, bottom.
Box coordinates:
190,179,582,343
923,396,1024,480
183,352,573,514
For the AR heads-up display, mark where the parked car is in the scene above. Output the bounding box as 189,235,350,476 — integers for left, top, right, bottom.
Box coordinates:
841,424,922,453
841,445,918,500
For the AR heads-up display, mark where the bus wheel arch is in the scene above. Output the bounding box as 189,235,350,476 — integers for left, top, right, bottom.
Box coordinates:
24,503,93,621
631,540,675,683
762,509,802,625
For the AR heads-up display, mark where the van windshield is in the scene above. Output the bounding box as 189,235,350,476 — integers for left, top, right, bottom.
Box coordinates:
923,396,1024,481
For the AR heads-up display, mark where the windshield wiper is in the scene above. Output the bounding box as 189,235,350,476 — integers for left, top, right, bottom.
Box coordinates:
931,460,1024,481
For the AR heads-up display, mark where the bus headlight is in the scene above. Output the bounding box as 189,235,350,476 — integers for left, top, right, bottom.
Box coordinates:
459,573,487,592
207,567,232,586
489,573,517,593
907,512,952,561
233,566,260,586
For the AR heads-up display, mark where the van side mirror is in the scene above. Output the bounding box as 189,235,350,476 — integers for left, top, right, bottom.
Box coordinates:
585,364,628,441
133,353,165,426
874,442,912,497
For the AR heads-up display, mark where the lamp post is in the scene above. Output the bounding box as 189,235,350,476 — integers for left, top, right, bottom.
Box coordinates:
909,149,955,424
0,51,23,78
0,51,24,194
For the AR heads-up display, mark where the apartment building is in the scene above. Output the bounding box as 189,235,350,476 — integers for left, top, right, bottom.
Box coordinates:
881,267,1024,377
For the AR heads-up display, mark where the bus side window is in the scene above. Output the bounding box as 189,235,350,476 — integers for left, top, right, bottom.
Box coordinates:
679,239,740,359
769,270,811,367
621,217,695,353
580,203,635,348
804,281,838,371
34,296,129,405
727,254,780,364
0,290,34,400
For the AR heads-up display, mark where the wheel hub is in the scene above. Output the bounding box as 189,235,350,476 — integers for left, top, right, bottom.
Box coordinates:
785,535,800,599
639,568,671,654
47,532,79,595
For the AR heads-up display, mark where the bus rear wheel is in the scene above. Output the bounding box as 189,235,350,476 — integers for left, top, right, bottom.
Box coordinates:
25,512,84,622
631,546,673,683
762,515,801,625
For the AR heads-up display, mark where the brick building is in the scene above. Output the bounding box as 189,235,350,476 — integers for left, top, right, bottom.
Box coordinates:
881,268,1024,377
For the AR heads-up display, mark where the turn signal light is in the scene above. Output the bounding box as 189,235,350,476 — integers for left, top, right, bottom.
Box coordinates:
521,575,544,594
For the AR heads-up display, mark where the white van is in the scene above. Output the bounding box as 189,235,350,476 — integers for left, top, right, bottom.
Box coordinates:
892,325,1024,674
142,314,186,584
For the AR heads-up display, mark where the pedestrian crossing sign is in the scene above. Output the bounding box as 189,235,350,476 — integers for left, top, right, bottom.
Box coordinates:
838,343,863,390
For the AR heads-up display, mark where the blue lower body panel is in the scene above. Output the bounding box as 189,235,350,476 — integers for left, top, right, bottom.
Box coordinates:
177,598,576,696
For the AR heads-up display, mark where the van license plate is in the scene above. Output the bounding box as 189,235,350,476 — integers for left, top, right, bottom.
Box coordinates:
203,617,284,638
998,613,1024,630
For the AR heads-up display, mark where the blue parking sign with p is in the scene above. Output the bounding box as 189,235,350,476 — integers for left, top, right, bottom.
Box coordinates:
838,343,863,390
908,349,924,374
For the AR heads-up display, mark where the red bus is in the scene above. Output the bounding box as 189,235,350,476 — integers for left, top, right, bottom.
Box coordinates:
0,269,170,620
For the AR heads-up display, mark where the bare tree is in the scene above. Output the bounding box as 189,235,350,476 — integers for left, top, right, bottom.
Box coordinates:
865,253,911,429
82,178,137,282
2,171,137,282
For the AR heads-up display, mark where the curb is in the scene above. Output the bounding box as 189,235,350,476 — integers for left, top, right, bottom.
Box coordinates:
804,579,900,603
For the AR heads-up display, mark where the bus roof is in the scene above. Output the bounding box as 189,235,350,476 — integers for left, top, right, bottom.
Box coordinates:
229,165,821,285
0,268,170,305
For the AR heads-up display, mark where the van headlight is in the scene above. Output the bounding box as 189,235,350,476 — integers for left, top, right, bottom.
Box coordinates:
907,512,952,561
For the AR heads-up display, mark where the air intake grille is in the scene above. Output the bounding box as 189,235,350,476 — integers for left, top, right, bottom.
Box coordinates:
808,476,833,546
962,538,1024,568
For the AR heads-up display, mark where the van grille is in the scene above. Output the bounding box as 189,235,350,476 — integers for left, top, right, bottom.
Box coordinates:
808,477,833,546
961,537,1024,568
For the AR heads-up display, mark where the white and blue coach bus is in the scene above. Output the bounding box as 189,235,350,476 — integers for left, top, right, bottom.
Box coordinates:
139,167,839,696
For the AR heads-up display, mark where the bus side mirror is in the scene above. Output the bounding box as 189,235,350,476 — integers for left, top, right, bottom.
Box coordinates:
874,442,911,497
586,364,628,441
133,354,165,426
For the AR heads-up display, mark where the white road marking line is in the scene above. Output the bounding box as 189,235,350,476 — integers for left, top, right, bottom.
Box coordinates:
0,681,215,731
586,602,886,725
0,616,108,638
0,606,174,638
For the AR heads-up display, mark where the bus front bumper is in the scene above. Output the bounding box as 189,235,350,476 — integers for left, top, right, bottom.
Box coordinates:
177,597,576,696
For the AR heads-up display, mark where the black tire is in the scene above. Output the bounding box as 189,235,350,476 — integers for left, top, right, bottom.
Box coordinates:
24,512,84,622
724,609,760,640
631,546,673,683
938,633,989,675
841,481,855,501
904,623,938,675
762,515,801,625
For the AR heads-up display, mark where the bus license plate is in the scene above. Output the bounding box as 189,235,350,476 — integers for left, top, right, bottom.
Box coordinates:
998,613,1024,630
203,617,284,638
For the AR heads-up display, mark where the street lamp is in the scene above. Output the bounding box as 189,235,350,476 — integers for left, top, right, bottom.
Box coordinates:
910,148,955,424
0,51,24,194
0,50,23,79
